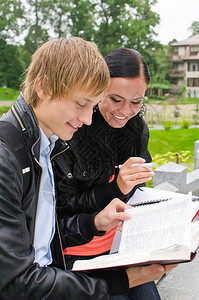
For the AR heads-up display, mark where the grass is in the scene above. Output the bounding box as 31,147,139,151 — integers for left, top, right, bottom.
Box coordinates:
146,96,199,105
0,87,19,101
0,106,11,117
149,128,199,159
147,128,199,187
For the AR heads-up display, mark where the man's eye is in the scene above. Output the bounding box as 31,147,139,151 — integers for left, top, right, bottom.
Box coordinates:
110,96,121,103
77,102,86,108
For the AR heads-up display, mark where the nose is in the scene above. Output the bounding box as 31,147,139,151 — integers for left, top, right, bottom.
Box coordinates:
78,108,93,126
119,102,132,116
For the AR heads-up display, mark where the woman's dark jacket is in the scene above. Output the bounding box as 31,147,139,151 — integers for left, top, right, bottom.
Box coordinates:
0,95,128,299
55,108,152,218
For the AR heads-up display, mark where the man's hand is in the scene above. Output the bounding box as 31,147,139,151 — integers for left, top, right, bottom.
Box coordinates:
117,157,154,195
126,263,178,288
94,198,131,232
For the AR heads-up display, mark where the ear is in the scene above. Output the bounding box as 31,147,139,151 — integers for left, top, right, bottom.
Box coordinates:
35,77,46,101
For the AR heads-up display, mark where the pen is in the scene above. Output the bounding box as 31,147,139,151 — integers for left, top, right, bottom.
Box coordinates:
115,163,157,169
130,197,172,207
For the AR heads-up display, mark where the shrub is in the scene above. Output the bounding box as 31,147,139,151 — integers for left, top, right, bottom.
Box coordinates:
180,119,191,129
163,121,173,130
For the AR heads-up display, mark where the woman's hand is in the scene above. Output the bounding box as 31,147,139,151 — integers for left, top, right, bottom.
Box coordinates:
126,263,178,288
117,157,154,195
94,198,131,232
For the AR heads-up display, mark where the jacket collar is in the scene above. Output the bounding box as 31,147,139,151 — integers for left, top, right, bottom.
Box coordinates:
12,93,41,161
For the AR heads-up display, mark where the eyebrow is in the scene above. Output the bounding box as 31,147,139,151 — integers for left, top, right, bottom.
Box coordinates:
109,93,124,99
109,94,142,102
81,98,92,102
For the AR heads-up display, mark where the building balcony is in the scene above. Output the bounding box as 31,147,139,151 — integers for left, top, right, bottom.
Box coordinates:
169,54,184,62
169,69,184,78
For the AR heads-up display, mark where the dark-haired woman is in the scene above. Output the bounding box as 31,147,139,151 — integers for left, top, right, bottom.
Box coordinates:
54,48,160,299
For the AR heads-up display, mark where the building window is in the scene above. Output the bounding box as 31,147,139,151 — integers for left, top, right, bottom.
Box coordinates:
173,63,178,69
188,62,199,71
173,47,178,54
187,78,199,87
190,46,199,55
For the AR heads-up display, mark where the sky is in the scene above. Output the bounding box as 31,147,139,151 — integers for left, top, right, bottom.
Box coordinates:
152,0,199,45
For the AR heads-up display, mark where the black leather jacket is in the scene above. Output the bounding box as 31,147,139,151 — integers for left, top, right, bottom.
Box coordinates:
0,94,128,299
55,108,152,218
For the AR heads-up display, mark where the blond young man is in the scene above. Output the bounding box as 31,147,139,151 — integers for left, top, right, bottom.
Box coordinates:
0,37,175,299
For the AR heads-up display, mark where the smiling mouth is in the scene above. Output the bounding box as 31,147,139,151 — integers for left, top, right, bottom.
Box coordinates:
69,123,81,130
112,113,128,120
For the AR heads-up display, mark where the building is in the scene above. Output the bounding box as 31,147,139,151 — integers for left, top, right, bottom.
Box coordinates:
169,33,199,97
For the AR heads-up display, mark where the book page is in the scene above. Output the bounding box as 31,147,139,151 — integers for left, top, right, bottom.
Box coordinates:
119,198,190,255
127,187,189,206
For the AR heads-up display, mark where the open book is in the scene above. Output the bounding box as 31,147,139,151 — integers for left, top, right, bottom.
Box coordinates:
72,188,199,271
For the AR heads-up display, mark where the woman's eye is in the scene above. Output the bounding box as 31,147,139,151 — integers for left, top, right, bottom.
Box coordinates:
110,96,121,103
131,99,142,105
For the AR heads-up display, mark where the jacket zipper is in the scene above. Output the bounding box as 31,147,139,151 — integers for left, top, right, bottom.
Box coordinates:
14,104,69,269
51,145,69,270
32,157,43,245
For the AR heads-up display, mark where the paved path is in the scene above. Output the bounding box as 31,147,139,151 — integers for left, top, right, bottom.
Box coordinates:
0,100,14,106
157,253,199,299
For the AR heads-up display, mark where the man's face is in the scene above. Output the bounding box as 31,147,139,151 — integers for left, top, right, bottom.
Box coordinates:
33,89,103,140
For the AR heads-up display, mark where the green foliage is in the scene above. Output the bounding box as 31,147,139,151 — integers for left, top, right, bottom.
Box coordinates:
163,121,173,130
180,119,191,129
149,44,172,85
148,83,170,90
152,150,194,171
68,0,96,41
178,85,186,96
188,21,199,35
0,0,24,38
1,0,163,89
87,0,160,55
0,39,26,89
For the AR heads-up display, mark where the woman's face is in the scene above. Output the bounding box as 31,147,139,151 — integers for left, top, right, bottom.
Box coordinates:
99,76,147,128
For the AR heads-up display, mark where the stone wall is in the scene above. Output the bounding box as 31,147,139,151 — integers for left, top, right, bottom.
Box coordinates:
153,140,199,196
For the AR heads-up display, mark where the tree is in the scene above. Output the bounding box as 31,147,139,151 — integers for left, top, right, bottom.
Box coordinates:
39,0,71,38
92,0,160,55
149,44,172,85
68,0,96,41
189,21,199,35
24,0,50,55
93,0,132,54
0,0,24,42
0,38,25,89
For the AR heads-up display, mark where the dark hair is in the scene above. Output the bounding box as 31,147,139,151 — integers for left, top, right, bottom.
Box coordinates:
104,48,150,84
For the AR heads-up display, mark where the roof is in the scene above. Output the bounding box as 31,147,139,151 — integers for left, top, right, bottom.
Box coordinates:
171,33,199,46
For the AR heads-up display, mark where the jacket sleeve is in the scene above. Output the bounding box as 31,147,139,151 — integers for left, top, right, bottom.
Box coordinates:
0,141,129,299
55,152,126,217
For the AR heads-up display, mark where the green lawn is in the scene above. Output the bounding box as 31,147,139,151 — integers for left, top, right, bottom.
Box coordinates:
148,127,199,175
0,87,19,101
149,128,199,158
147,128,199,187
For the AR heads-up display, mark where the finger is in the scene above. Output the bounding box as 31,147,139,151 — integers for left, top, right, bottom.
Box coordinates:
109,211,131,222
128,171,154,182
121,157,145,169
112,198,132,210
164,264,178,272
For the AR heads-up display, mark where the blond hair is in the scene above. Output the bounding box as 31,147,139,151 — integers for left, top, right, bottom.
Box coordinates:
22,37,110,107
